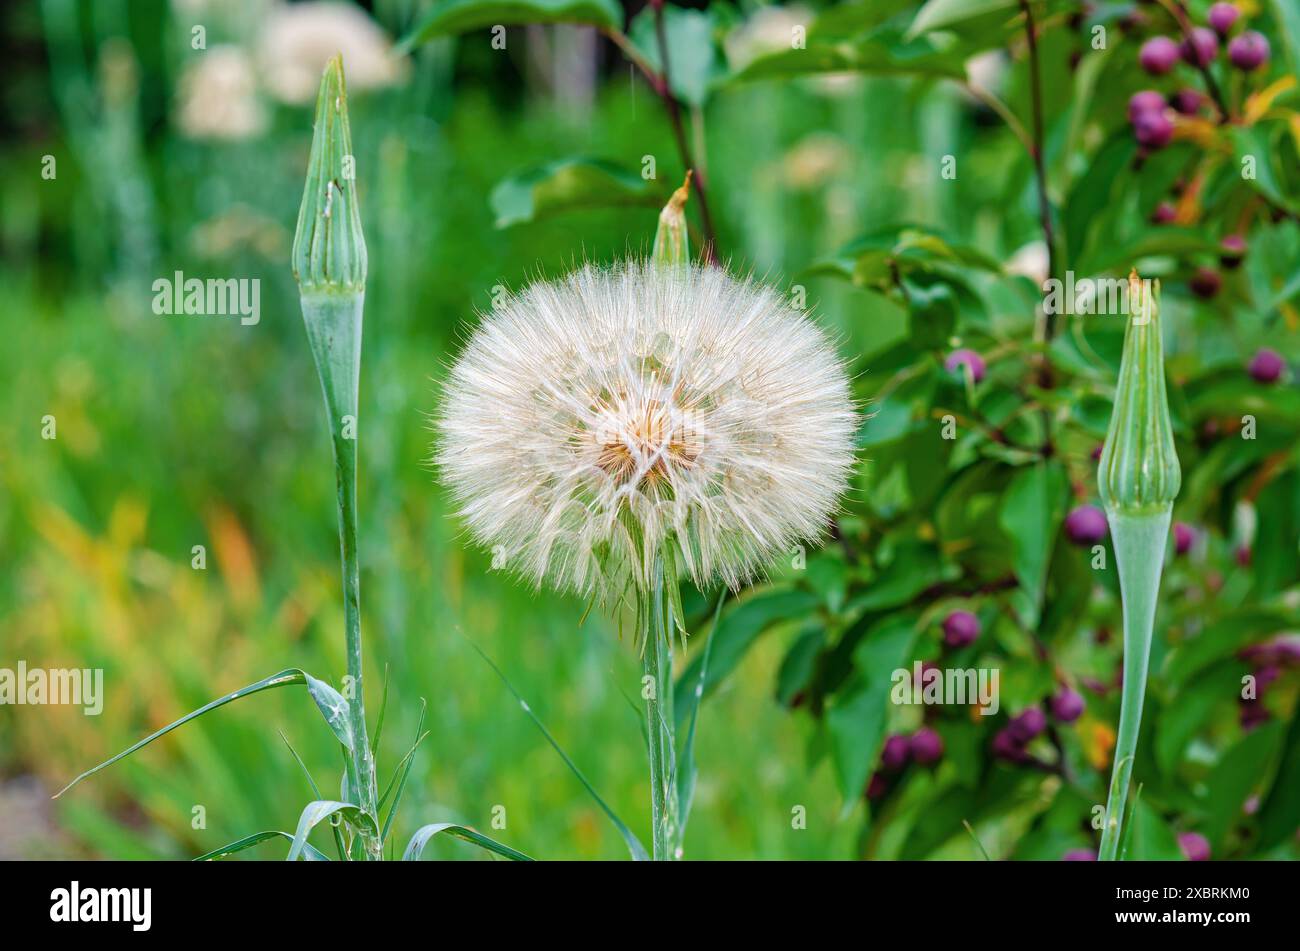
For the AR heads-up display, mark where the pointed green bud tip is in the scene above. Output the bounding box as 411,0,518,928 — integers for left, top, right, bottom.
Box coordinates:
651,171,692,267
1098,271,1181,515
292,55,367,294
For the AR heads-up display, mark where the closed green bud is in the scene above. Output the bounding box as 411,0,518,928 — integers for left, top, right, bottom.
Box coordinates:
651,172,692,267
292,55,366,294
1098,272,1181,516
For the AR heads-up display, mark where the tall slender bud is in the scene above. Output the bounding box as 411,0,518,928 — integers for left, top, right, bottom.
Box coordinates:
293,55,367,294
292,56,380,859
1098,273,1181,515
1096,271,1182,861
651,172,692,266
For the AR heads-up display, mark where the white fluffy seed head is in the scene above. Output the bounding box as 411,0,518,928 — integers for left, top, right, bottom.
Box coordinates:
435,261,857,602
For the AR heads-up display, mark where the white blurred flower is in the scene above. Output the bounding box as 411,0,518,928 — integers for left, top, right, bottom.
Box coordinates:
436,262,857,599
725,5,813,71
782,133,849,189
960,50,1007,103
258,1,407,104
176,45,266,140
1007,240,1050,286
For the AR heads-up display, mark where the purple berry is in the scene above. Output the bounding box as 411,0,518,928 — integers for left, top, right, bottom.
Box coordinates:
1178,831,1211,862
865,772,888,800
1219,234,1246,269
1228,31,1270,71
1274,636,1300,666
1051,687,1086,723
1128,89,1166,122
944,348,986,383
1151,201,1177,224
1133,108,1174,148
1240,698,1269,729
992,727,1027,762
1190,266,1221,299
1255,664,1281,691
1062,848,1097,861
1139,36,1180,74
881,733,911,772
942,610,981,648
1008,706,1047,743
1181,27,1220,68
1172,88,1203,115
1248,348,1284,383
1236,544,1252,566
1174,521,1196,555
1065,505,1108,545
910,727,945,766
1208,2,1239,37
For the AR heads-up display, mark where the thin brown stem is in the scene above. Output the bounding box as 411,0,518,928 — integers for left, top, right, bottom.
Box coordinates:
1020,1,1057,339
602,14,719,263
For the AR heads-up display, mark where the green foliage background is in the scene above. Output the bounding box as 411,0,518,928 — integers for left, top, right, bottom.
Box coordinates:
1,0,1297,859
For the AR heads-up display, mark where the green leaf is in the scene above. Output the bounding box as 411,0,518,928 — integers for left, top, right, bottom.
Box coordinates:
628,6,720,107
194,830,329,862
998,461,1066,627
371,664,391,756
1074,227,1218,277
828,615,920,804
1154,668,1241,776
304,672,354,751
380,699,428,841
1202,722,1283,851
54,668,308,799
287,800,375,861
398,0,622,50
844,541,946,616
1270,0,1300,74
1121,792,1184,861
403,823,534,861
675,592,724,840
673,588,821,718
1258,710,1300,850
906,0,1018,38
1231,125,1299,215
279,730,348,861
468,641,651,860
731,29,968,83
489,157,662,228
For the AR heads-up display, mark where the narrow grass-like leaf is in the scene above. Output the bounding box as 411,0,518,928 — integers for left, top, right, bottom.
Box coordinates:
371,664,391,756
279,730,323,799
279,730,347,860
195,830,329,862
1119,784,1143,861
54,669,308,799
468,639,651,861
304,672,354,751
380,699,427,841
377,732,427,816
287,801,374,861
962,819,993,861
403,822,534,862
676,592,724,839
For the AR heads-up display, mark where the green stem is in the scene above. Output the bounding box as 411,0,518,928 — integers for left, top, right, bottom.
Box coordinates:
1098,507,1171,860
301,289,381,861
642,553,679,860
